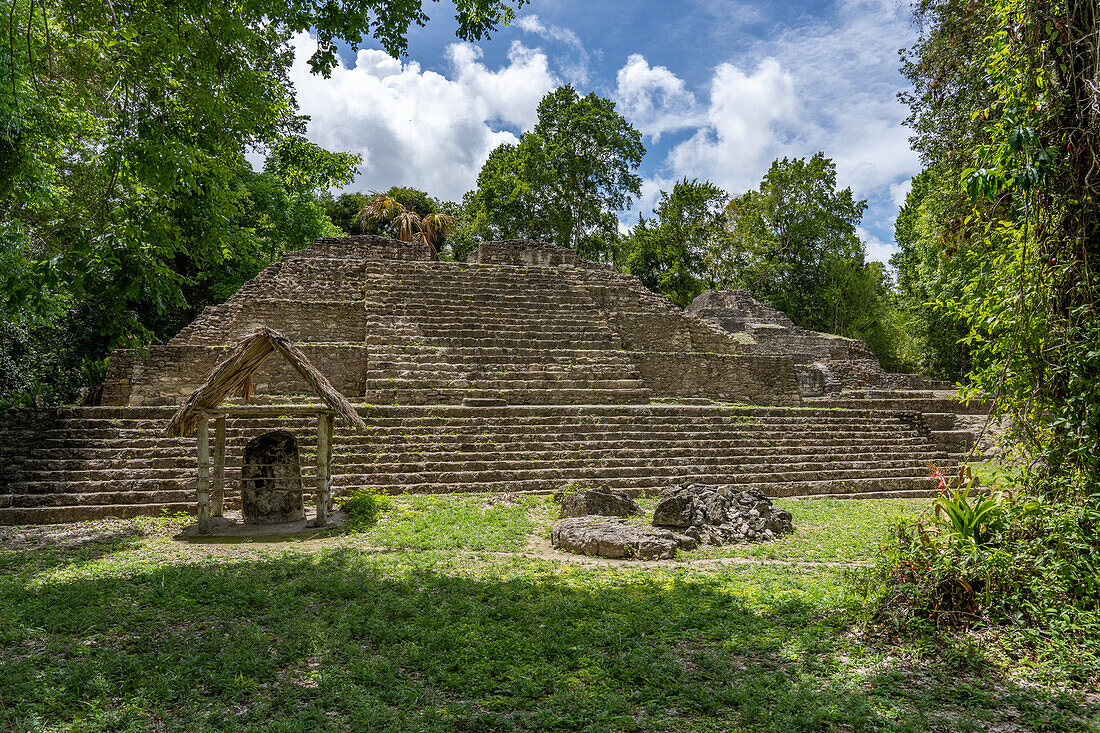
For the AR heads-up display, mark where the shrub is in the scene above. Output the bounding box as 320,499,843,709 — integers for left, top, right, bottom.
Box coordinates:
867,465,1100,678
340,488,392,530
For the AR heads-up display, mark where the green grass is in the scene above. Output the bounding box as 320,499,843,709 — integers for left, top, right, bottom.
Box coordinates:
0,497,1095,732
680,498,926,563
354,494,543,551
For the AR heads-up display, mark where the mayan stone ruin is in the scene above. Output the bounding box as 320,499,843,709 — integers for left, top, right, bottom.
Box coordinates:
550,484,796,560
0,236,988,524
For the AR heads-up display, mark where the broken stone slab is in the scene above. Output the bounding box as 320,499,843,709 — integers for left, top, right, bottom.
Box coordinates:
558,487,641,518
551,516,697,560
652,484,794,544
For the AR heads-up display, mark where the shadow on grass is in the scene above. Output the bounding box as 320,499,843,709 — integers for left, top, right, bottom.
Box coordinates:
0,548,1094,732
0,529,146,576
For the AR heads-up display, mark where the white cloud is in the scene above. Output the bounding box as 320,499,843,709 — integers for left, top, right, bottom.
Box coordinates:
613,54,700,141
624,0,919,248
665,58,798,193
289,33,558,201
890,178,913,209
515,14,591,86
857,226,897,264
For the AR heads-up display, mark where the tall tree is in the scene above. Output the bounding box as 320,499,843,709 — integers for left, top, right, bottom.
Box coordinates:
471,85,644,261
0,0,522,406
622,179,729,306
722,154,868,333
890,168,974,381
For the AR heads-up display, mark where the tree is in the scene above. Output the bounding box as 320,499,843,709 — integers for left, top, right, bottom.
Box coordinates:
356,192,455,255
0,0,522,406
622,179,729,306
721,154,869,334
889,168,974,381
471,86,644,262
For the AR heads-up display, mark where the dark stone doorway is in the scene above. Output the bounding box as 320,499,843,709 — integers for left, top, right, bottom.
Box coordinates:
241,431,305,523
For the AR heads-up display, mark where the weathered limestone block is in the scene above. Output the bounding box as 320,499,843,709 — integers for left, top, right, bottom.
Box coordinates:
305,235,433,261
241,431,305,524
653,484,794,543
551,516,696,560
627,352,802,405
469,239,588,267
558,487,641,518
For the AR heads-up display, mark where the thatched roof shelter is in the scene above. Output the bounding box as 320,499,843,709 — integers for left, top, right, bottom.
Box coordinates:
166,327,366,438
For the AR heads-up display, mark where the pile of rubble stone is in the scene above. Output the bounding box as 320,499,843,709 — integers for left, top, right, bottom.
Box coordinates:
550,484,793,561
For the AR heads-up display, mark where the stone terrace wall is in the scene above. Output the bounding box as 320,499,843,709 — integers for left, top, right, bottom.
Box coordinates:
104,344,368,406
688,290,936,394
630,352,800,405
468,239,595,268
304,235,433,261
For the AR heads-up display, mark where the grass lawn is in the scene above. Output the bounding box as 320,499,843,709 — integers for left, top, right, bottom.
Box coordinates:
0,495,1096,732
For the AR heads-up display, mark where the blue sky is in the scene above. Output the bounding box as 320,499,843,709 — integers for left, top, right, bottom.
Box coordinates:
291,0,920,263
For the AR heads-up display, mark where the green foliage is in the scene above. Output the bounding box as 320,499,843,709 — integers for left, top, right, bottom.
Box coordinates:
622,178,729,306
340,488,392,530
890,168,975,381
895,0,1100,489
722,154,866,328
931,468,1011,548
470,85,644,261
264,135,359,194
697,153,912,366
872,482,1099,678
872,0,1100,677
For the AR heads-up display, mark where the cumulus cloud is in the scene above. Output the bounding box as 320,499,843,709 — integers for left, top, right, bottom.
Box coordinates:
666,58,798,193
613,54,701,141
515,14,592,86
857,226,898,264
626,0,919,258
289,33,558,201
890,178,913,209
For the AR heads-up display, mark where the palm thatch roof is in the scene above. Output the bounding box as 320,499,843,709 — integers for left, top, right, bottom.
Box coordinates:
166,327,367,437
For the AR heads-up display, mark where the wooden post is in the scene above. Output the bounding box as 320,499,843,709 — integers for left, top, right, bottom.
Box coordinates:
212,415,226,517
314,411,334,526
196,411,211,534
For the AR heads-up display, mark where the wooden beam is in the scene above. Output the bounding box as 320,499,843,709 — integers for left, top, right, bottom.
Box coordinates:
212,415,226,517
314,412,334,527
196,411,211,533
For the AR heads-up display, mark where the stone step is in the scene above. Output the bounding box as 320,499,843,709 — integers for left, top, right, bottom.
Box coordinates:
4,410,922,430
365,378,645,390
10,431,938,455
0,399,958,523
806,396,989,415
0,489,196,508
329,475,943,498
364,335,618,349
363,387,652,405
5,450,943,486
3,463,942,497
4,443,949,475
365,312,610,327
0,503,194,524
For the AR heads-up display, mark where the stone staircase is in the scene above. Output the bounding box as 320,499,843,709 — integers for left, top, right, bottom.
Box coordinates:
806,389,995,459
0,404,956,524
359,261,652,405
0,237,972,525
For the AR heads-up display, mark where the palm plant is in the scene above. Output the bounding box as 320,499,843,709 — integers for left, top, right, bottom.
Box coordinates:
355,192,455,255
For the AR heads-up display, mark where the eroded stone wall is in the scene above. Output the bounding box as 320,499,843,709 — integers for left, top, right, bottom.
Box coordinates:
102,238,805,407
687,290,943,394
629,352,801,405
